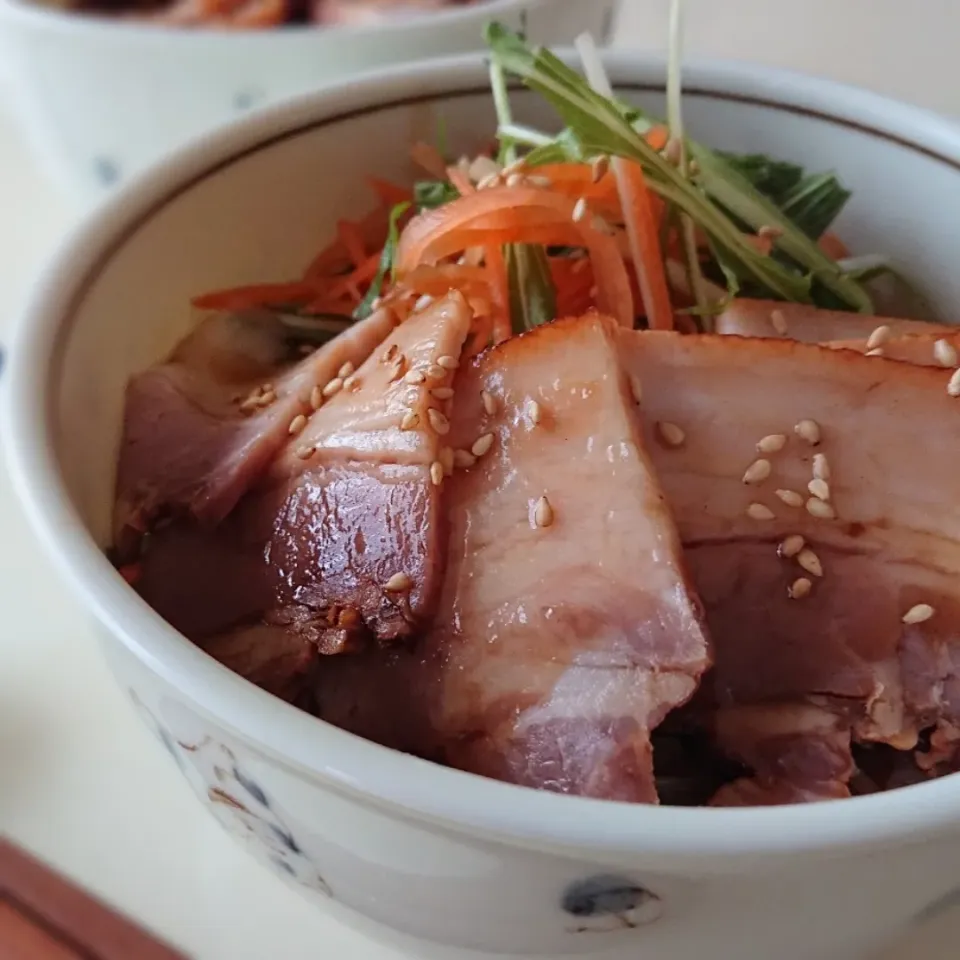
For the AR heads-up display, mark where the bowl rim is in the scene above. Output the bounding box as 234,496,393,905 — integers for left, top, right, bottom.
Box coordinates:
7,46,960,863
0,0,569,41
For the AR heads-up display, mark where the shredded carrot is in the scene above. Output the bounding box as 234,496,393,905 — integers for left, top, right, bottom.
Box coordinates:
484,245,512,344
396,185,633,328
192,280,321,312
446,165,475,196
337,220,367,269
411,141,449,180
610,158,673,330
818,232,850,261
645,125,670,152
367,177,412,208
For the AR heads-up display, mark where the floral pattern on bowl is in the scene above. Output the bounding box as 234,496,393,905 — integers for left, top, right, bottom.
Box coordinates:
129,690,331,897
561,874,663,932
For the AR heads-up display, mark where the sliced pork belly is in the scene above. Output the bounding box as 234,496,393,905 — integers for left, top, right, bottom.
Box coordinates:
323,313,710,803
622,331,960,797
707,703,854,806
137,294,471,669
716,298,950,343
115,307,395,536
199,623,317,702
824,331,960,367
255,292,472,647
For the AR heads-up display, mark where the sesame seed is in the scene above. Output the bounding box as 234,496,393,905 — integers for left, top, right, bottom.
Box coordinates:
414,294,434,312
382,343,399,363
657,421,686,448
258,390,277,407
389,355,407,382
795,419,821,445
288,414,307,435
481,390,498,415
948,369,960,397
808,478,831,501
404,369,426,385
742,458,772,485
865,324,891,351
779,534,805,558
591,155,610,182
430,387,455,400
770,309,789,336
426,364,447,381
427,408,450,435
526,175,552,188
572,197,589,222
309,385,324,410
343,375,359,391
865,348,884,358
239,397,261,414
746,502,775,521
322,377,343,398
471,432,495,457
902,603,935,625
296,444,316,460
758,225,783,240
664,137,682,165
506,172,525,188
384,572,413,592
453,449,477,469
437,355,459,370
338,361,355,379
477,172,501,190
629,375,643,405
934,339,958,368
776,489,804,508
797,548,823,578
430,461,444,486
527,400,543,425
812,453,830,481
789,577,812,600
439,446,454,475
534,495,554,528
806,497,836,520
757,434,787,454
400,411,420,431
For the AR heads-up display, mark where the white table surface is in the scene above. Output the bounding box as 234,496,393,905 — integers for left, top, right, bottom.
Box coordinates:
2,2,960,957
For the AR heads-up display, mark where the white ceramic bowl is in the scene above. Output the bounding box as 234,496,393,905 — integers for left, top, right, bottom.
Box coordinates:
0,0,616,205
7,49,960,960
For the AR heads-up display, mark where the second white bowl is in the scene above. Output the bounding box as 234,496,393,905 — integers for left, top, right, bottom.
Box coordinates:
0,0,617,204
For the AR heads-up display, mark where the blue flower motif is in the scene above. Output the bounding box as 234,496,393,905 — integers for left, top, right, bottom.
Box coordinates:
562,874,662,932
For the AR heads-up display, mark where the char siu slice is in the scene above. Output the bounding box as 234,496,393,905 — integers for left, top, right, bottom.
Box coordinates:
115,307,395,536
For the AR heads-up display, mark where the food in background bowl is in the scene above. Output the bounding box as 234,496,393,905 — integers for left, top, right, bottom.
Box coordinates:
43,0,488,29
111,24,959,809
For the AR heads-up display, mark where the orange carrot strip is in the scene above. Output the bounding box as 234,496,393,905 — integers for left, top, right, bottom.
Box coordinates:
337,220,367,269
396,186,633,327
367,177,412,208
645,125,670,151
610,158,673,330
818,232,850,261
191,280,320,311
446,166,475,196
